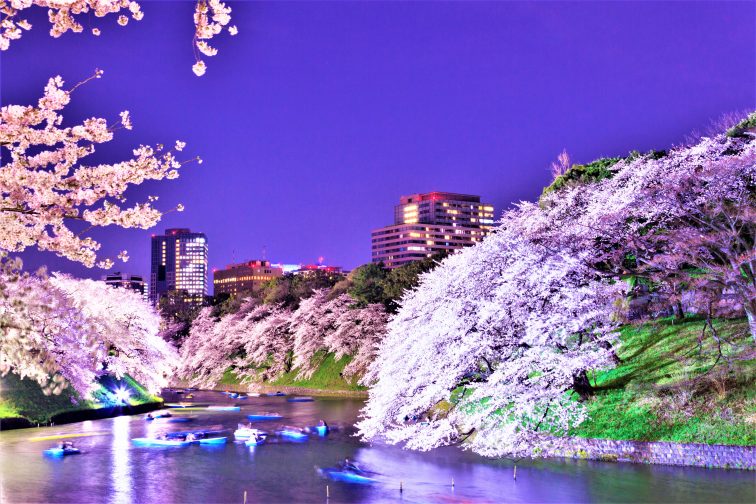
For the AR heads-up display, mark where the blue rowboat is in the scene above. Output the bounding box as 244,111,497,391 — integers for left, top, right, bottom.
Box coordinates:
199,436,227,445
131,438,192,447
44,447,81,457
319,468,377,485
279,429,308,441
244,435,267,447
145,412,172,420
234,427,266,439
207,406,240,411
247,413,282,421
166,417,193,423
267,392,286,397
287,396,314,403
309,425,328,436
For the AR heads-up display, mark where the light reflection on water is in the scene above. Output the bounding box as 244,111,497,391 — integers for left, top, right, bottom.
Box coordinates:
111,415,131,504
0,390,753,504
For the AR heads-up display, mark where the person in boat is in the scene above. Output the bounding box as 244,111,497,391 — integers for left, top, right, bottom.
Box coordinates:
318,419,329,433
341,458,361,473
146,413,154,420
185,433,197,442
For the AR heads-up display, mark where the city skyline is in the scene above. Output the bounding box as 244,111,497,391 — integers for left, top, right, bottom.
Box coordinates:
4,1,754,284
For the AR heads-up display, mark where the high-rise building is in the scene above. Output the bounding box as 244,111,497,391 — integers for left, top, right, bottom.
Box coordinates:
150,228,208,306
213,260,283,297
102,272,148,301
371,191,495,269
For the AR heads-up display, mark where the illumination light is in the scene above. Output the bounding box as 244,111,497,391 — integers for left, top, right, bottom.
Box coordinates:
114,387,131,404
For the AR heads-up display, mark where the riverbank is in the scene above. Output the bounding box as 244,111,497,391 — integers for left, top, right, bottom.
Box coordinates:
174,353,368,398
0,373,163,430
570,317,755,446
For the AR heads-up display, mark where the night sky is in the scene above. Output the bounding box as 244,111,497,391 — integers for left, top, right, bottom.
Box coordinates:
2,1,754,291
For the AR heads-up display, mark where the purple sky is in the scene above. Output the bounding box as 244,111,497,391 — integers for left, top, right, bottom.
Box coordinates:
2,1,754,291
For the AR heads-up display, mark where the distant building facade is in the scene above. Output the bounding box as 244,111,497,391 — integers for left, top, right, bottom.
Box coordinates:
102,272,148,301
270,262,345,278
213,260,283,297
371,191,494,269
150,228,208,306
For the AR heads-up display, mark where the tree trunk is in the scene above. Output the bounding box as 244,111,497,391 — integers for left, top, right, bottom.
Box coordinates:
572,370,593,400
675,301,684,321
745,302,756,344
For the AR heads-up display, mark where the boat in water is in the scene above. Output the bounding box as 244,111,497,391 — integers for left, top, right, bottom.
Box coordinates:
43,446,81,457
207,406,240,412
278,428,308,441
287,396,314,402
318,467,377,485
244,433,268,446
131,437,193,447
247,413,282,421
233,426,266,440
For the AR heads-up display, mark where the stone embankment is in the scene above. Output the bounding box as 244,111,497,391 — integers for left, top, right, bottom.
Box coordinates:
544,437,754,470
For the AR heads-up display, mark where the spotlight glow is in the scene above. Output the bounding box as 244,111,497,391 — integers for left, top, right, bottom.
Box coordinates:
114,387,131,404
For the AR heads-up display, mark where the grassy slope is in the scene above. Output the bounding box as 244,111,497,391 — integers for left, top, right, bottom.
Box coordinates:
571,317,755,445
0,373,161,424
272,354,367,391
220,353,367,392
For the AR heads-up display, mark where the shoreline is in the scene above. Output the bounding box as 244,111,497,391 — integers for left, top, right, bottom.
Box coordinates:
171,381,368,398
2,387,752,470
0,401,163,431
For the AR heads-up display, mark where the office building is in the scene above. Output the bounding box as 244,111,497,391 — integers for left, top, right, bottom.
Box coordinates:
371,191,494,268
213,260,283,297
102,272,148,301
150,228,208,306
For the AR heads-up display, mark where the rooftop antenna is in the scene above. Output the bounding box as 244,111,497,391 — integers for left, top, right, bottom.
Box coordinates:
232,248,236,264
262,245,267,261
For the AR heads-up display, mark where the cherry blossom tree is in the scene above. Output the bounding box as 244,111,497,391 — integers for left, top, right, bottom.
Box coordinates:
326,299,387,379
0,71,195,268
178,291,389,388
358,119,755,458
0,264,175,397
540,132,756,341
49,274,176,392
289,290,344,377
357,208,626,458
0,0,236,76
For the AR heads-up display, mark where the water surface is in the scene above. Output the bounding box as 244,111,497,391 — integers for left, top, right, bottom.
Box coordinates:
1,390,753,503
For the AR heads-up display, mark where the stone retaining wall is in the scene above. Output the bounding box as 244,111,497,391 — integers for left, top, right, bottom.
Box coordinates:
543,437,754,470
170,380,368,398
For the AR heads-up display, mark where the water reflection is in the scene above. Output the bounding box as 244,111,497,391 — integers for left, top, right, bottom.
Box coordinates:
111,415,132,504
0,391,752,504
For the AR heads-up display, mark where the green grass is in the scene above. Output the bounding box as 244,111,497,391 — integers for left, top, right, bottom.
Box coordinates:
0,373,161,424
272,353,367,391
221,352,367,392
571,317,756,445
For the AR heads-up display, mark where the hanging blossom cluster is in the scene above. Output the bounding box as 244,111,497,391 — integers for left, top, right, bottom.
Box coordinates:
1,1,236,76
540,130,756,341
358,119,756,458
192,0,237,77
0,0,143,50
178,291,388,389
0,255,176,397
0,71,194,268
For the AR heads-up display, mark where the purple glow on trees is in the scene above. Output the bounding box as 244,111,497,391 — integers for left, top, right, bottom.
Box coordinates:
358,123,755,457
0,263,175,397
178,293,387,389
